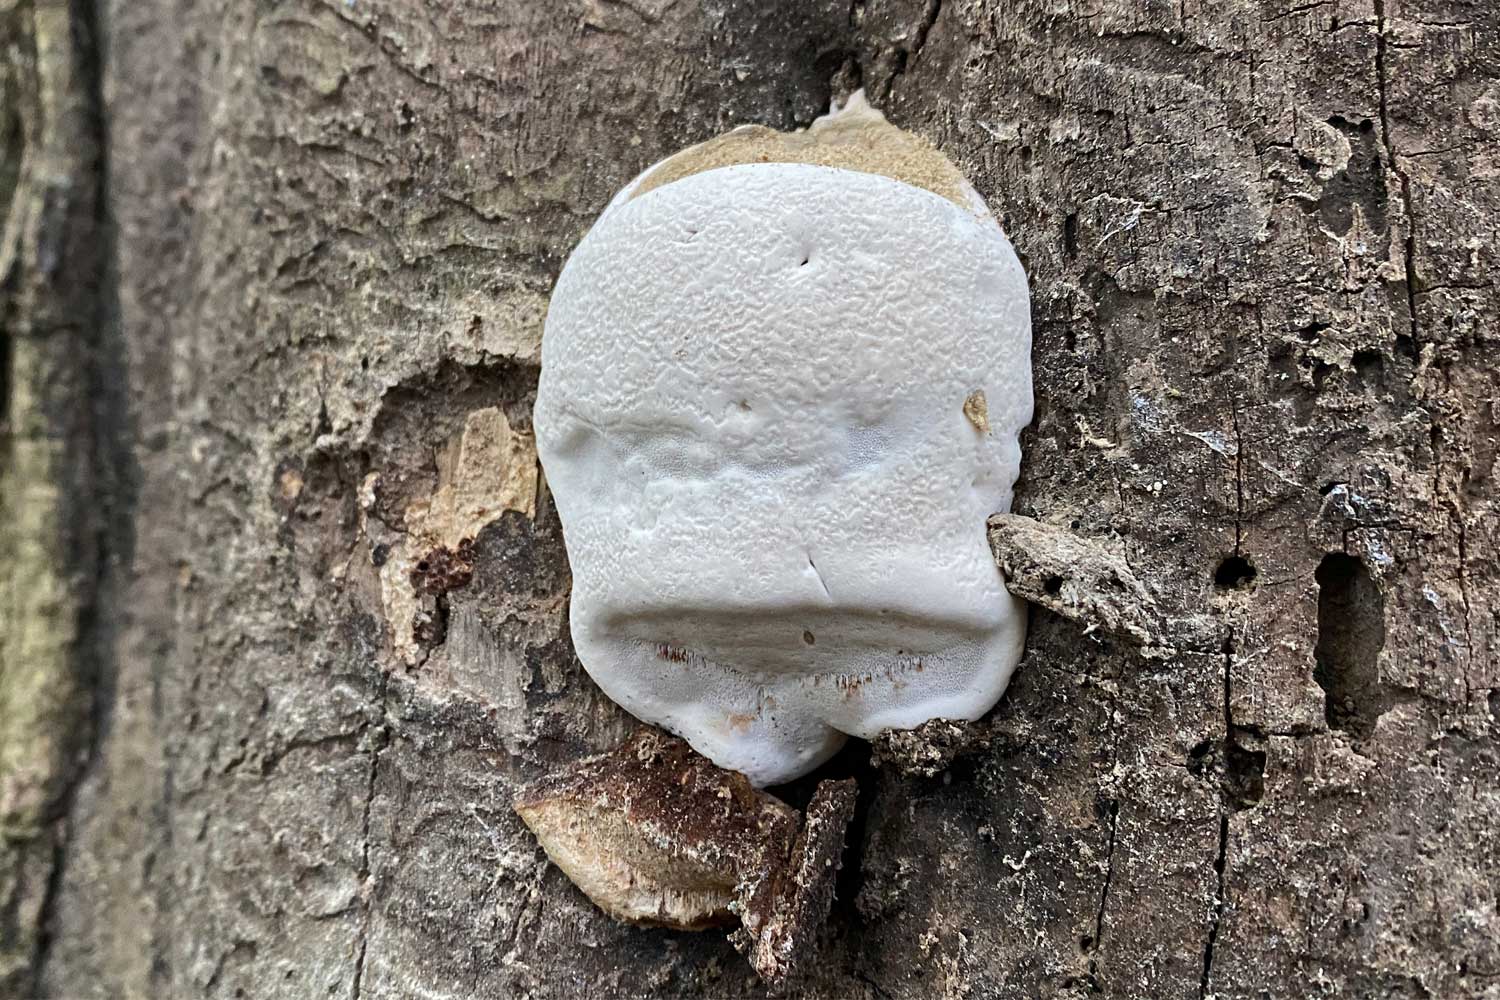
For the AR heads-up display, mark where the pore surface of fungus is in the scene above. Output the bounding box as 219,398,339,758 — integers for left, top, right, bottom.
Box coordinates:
535,94,1033,786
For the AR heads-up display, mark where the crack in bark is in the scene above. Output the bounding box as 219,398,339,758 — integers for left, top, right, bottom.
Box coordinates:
27,0,125,989
1455,515,1474,704
31,830,72,996
499,875,539,958
350,671,392,1000
909,0,942,65
1080,676,1124,988
1087,798,1120,983
1372,0,1477,728
881,0,943,100
1199,813,1231,999
1230,401,1244,554
250,729,367,777
1200,628,1237,999
1372,0,1421,347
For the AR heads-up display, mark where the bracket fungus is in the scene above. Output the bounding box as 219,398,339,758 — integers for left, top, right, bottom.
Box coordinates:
534,91,1034,786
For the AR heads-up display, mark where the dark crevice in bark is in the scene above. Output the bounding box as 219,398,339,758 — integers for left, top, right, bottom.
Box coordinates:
1213,555,1257,590
855,965,895,1000
1079,676,1123,989
33,833,70,997
1313,553,1389,737
1199,813,1231,999
0,310,10,428
880,0,942,100
786,736,874,907
0,59,21,284
910,0,942,65
1085,798,1119,980
1223,736,1267,809
30,0,127,990
1230,401,1245,554
1455,518,1473,704
810,740,885,994
1197,389,1246,993
1371,0,1420,348
351,671,392,1000
1200,629,1237,999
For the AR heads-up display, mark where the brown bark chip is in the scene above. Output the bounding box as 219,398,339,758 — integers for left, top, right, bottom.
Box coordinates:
733,777,860,993
513,729,797,931
871,718,992,779
515,732,859,989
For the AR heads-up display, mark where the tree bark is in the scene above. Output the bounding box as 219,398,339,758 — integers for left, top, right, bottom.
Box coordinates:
3,0,1497,997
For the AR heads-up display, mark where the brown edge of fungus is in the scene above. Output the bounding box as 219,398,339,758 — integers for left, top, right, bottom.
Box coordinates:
628,91,979,215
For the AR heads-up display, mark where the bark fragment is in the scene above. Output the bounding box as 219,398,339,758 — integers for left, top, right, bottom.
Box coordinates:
989,512,1222,656
513,729,796,931
871,718,990,779
731,777,858,993
988,513,1159,645
514,731,858,990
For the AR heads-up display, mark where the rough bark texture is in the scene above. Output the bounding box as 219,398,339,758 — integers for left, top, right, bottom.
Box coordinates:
3,0,1497,998
0,0,110,993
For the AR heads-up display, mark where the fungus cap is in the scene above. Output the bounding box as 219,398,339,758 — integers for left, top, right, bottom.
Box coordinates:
535,95,1033,786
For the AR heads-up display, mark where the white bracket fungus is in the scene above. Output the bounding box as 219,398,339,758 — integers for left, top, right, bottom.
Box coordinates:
534,92,1034,786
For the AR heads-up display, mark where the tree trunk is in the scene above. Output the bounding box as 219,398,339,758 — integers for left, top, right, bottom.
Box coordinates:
4,0,1497,997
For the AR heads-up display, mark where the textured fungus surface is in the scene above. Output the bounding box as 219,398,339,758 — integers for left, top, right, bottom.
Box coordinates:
535,99,1033,786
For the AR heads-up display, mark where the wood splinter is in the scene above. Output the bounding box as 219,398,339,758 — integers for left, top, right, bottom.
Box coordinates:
513,729,857,991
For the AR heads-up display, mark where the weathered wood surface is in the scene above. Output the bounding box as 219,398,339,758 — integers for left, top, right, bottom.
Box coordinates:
3,0,1496,997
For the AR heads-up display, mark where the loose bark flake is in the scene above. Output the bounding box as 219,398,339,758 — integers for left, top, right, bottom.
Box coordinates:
515,731,858,991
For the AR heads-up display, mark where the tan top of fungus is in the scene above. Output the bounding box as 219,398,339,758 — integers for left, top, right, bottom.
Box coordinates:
627,90,977,212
